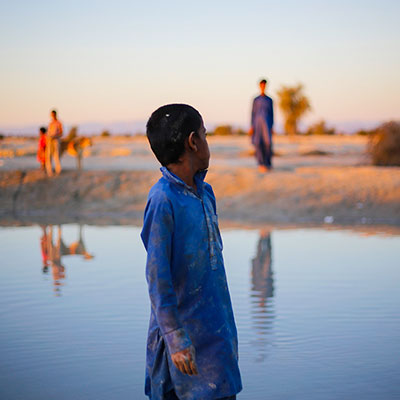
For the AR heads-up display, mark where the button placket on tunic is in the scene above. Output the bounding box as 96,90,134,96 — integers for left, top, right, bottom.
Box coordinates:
168,170,221,271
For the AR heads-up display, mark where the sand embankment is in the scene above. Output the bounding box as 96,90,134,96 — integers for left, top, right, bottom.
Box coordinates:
1,165,399,226
1,135,399,226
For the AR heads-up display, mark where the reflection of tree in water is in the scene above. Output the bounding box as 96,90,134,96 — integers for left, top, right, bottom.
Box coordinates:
250,230,275,362
40,224,94,296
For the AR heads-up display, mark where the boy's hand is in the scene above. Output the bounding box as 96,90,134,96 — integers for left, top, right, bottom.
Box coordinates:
171,345,198,376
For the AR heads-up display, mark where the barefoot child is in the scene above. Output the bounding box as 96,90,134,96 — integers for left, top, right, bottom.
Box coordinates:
37,127,47,170
141,104,242,400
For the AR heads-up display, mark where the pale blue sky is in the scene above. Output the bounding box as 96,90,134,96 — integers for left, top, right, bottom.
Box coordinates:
1,0,399,131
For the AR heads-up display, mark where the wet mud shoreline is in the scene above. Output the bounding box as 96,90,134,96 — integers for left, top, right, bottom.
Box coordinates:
1,166,399,227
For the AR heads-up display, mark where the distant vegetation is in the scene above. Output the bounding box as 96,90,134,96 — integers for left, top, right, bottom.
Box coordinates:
209,125,247,136
305,120,336,136
277,84,311,135
101,130,111,137
355,127,378,136
367,121,400,166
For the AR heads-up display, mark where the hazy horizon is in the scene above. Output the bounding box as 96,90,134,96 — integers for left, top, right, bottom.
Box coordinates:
0,118,385,136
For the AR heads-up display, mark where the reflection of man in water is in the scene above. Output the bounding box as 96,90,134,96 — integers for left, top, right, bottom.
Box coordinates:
251,230,274,309
47,225,66,296
251,230,275,362
249,79,274,172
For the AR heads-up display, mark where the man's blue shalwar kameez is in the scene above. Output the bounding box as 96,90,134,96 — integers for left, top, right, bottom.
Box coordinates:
141,167,242,400
251,94,274,168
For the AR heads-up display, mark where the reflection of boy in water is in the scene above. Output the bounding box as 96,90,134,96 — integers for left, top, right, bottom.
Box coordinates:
251,230,274,308
40,225,49,273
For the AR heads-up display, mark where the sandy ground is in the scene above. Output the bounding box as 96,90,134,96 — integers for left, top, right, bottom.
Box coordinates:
1,135,399,227
0,134,369,171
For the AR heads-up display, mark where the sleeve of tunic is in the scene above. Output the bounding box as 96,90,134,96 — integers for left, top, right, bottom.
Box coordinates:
141,193,193,355
251,98,256,129
270,98,274,128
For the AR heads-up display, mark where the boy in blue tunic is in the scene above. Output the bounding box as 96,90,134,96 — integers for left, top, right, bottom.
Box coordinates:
141,104,242,400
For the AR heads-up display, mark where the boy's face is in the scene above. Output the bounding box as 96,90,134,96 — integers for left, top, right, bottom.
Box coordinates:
195,119,210,170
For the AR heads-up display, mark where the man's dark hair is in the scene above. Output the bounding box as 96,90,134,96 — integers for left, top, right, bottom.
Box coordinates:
146,104,202,166
259,79,267,85
40,127,47,134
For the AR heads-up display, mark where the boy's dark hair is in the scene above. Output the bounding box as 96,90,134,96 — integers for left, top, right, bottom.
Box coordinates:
259,79,267,85
146,104,202,166
51,109,57,116
40,127,47,134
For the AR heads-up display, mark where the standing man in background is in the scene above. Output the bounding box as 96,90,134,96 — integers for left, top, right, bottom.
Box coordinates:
46,109,63,176
249,79,274,172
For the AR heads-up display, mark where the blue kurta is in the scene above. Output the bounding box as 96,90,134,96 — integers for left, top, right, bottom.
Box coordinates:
141,167,242,400
251,95,274,167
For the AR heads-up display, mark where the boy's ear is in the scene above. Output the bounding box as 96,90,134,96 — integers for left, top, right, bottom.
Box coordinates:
187,131,198,152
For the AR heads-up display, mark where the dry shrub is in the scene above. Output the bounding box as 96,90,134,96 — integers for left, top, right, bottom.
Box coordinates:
368,121,400,166
210,125,247,136
213,125,233,136
300,149,331,156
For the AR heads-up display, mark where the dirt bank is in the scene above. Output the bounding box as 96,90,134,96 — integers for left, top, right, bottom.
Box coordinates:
1,166,399,226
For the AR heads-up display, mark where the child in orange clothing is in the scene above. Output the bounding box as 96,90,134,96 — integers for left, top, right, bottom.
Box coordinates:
37,127,47,170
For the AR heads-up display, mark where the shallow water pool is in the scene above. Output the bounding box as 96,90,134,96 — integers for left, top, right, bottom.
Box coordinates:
0,224,399,400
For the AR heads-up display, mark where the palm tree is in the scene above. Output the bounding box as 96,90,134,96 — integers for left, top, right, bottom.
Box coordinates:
277,84,311,135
